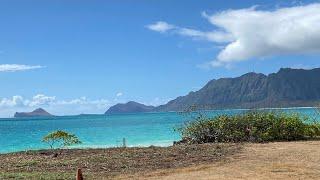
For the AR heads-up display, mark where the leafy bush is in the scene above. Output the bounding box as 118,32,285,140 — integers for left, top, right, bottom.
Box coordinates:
178,111,320,143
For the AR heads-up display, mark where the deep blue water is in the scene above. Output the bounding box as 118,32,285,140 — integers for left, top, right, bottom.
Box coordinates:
0,108,319,154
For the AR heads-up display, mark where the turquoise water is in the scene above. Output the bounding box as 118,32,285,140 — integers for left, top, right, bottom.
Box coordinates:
0,108,319,154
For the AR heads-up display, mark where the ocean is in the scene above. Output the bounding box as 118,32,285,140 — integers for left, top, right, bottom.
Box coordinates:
0,108,319,154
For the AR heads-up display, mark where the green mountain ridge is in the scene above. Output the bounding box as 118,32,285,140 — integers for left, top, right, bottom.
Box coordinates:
156,68,320,111
106,68,320,113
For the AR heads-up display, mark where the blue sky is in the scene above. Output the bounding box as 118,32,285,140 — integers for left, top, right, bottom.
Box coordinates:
0,0,320,117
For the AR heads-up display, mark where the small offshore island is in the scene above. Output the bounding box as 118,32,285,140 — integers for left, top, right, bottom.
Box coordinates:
14,108,54,118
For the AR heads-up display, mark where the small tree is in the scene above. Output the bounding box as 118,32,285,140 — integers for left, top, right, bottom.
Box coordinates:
42,130,82,150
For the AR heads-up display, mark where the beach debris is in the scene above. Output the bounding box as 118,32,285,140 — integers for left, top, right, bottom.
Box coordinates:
51,152,58,158
76,168,83,180
123,138,127,148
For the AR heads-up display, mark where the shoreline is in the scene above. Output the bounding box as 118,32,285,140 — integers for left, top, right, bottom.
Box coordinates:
0,140,178,155
4,137,320,155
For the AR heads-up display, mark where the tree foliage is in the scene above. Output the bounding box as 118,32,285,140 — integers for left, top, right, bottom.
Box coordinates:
42,130,82,149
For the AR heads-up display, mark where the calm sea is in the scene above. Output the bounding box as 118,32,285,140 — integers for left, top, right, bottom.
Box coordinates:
0,108,319,154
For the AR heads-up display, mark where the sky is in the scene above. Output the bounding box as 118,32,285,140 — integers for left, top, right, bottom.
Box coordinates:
1,0,320,117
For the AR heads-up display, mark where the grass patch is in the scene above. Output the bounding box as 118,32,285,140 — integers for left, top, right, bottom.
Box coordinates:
0,172,74,180
178,111,320,143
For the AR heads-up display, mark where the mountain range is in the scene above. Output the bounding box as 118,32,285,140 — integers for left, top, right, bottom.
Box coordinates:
106,68,320,114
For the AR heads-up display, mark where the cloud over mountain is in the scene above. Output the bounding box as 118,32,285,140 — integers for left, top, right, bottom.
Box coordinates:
148,3,320,68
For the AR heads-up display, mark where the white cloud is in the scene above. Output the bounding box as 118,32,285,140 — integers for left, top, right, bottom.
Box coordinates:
28,94,56,107
145,97,172,106
0,96,26,107
148,3,320,68
206,4,320,65
147,21,233,43
57,96,109,106
0,64,44,72
0,94,56,108
177,27,234,43
116,92,123,97
0,94,112,117
146,21,175,33
197,61,233,70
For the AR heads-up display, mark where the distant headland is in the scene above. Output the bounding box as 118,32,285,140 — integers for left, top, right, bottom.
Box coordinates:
105,101,155,115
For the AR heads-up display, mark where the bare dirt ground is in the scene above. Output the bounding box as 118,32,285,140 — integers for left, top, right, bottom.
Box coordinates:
0,143,240,179
121,141,320,180
1,141,319,179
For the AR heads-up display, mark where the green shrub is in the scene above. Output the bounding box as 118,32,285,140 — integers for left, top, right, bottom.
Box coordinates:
178,111,320,143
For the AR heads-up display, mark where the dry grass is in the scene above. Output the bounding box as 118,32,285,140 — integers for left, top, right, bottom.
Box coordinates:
0,143,240,179
2,141,320,179
126,140,320,180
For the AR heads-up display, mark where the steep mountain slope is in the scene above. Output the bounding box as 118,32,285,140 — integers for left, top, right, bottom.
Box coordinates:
156,68,320,111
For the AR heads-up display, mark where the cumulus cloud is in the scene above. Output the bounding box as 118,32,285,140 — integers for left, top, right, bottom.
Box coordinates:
0,94,111,117
146,21,175,33
0,64,44,72
0,96,26,107
148,3,320,68
206,4,320,65
116,92,123,97
28,94,56,107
